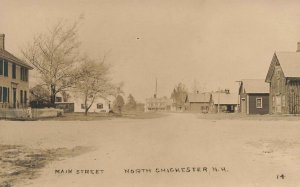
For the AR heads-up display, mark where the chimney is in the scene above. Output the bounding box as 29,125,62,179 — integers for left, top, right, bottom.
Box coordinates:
297,42,300,52
0,34,4,50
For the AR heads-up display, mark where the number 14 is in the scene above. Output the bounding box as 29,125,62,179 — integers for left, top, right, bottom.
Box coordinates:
277,174,285,179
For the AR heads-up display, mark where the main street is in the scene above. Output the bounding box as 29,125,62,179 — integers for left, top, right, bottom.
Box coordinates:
0,113,299,187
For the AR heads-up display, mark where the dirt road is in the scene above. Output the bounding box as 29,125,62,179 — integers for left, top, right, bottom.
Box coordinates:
0,113,299,187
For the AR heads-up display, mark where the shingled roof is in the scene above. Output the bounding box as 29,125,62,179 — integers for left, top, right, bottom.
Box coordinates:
186,92,211,103
211,92,238,105
0,48,33,69
241,79,269,94
275,52,300,78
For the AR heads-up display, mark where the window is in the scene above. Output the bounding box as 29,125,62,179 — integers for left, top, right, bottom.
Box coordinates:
2,87,9,103
4,60,8,77
56,97,62,102
25,69,28,81
20,67,28,81
97,103,103,109
272,96,275,107
256,98,262,108
12,63,16,79
20,90,27,104
276,69,281,77
81,104,85,109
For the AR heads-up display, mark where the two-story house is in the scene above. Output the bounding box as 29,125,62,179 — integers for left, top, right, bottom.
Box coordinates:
265,43,300,114
0,34,33,108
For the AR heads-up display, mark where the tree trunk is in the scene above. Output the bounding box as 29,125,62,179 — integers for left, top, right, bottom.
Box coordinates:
84,96,88,116
50,84,56,107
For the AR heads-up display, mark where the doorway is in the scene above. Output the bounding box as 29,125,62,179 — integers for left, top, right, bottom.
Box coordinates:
241,98,246,113
275,95,281,113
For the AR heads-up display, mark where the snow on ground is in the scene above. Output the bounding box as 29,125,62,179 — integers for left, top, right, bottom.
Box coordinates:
0,113,299,187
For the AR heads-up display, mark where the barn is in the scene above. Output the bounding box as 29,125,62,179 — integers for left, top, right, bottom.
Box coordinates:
265,43,300,114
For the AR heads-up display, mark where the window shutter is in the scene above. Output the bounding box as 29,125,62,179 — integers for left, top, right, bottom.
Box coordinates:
20,90,23,104
0,87,2,102
3,87,7,102
4,60,8,77
12,63,16,79
7,87,9,102
0,59,3,75
24,91,27,104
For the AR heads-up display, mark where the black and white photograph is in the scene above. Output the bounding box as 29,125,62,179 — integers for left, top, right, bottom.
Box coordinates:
1,0,300,186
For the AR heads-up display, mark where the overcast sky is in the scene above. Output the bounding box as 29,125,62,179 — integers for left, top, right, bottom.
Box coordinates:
2,0,300,102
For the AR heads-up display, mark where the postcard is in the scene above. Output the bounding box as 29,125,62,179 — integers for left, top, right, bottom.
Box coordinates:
1,0,300,186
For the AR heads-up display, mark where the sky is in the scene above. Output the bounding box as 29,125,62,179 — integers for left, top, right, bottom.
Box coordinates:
1,0,300,102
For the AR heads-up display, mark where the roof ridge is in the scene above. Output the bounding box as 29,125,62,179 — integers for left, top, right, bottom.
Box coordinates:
0,49,33,69
276,51,300,53
241,79,265,81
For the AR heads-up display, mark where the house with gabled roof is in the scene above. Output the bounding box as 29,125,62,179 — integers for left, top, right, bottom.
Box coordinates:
211,90,238,113
0,34,33,109
265,43,300,114
145,96,172,112
238,79,269,114
185,92,212,113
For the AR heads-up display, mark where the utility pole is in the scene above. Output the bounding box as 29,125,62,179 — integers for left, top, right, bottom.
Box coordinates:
193,79,197,94
155,78,157,98
235,81,242,113
218,87,220,113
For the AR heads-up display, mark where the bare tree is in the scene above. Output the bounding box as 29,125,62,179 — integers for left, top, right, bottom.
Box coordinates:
29,85,51,108
22,19,82,105
74,57,117,115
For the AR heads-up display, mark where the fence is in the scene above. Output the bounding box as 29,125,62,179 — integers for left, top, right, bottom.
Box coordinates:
0,108,63,120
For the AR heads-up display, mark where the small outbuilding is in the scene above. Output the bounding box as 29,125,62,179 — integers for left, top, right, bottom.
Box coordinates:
238,79,269,115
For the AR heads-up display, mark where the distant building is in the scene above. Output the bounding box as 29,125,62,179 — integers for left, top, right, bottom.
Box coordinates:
238,79,269,115
211,90,238,113
73,97,111,113
55,92,112,113
145,78,173,112
265,43,300,114
145,95,172,112
0,34,33,108
185,92,212,113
